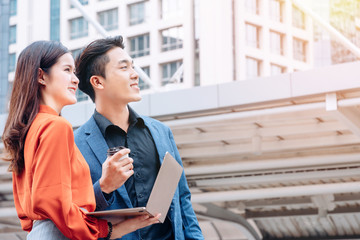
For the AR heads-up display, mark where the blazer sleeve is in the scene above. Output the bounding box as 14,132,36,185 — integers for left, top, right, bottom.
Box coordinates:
30,119,108,240
93,180,115,211
74,128,115,211
168,128,204,240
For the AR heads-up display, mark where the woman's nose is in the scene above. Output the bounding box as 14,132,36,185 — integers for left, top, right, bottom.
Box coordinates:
72,74,80,84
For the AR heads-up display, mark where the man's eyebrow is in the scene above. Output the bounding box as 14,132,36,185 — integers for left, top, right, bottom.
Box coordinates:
117,59,134,65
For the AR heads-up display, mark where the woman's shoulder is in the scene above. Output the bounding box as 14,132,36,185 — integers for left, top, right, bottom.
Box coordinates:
40,112,70,126
32,113,73,134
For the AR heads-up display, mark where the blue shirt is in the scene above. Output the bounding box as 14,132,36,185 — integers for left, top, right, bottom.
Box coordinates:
93,107,173,240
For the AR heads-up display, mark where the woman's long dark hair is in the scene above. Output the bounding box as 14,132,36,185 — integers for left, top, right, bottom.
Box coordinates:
2,41,69,175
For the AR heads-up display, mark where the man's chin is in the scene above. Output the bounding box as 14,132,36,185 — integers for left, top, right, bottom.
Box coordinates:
137,93,143,100
132,95,142,102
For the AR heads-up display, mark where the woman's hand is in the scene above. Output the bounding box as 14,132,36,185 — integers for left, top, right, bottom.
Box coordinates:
110,214,161,239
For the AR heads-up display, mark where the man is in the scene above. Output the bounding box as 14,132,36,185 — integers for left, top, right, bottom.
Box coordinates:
74,36,204,240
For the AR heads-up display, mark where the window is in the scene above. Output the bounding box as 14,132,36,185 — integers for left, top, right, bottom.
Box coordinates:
129,34,150,58
161,60,183,86
98,8,118,31
50,0,60,41
72,47,88,103
246,57,261,78
9,25,16,44
194,0,200,87
10,0,17,16
161,26,184,52
70,17,88,39
161,0,183,20
70,0,88,8
245,0,259,15
293,38,307,62
269,0,283,22
138,66,150,90
7,82,13,97
270,31,283,55
129,1,146,26
271,64,285,75
292,6,305,29
195,52,200,86
246,23,260,48
9,53,16,72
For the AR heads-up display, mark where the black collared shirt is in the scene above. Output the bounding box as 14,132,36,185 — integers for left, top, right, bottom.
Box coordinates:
93,107,173,240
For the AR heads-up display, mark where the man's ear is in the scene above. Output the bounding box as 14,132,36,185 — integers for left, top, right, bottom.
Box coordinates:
90,76,104,90
37,68,46,85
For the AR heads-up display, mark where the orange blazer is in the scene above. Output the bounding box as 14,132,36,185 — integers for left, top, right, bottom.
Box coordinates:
12,105,108,239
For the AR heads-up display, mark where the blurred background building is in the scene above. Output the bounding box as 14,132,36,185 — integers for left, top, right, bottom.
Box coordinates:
329,0,360,63
2,0,360,239
2,0,316,106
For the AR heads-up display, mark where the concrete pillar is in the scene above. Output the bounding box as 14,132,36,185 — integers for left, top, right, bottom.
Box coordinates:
234,0,246,81
183,0,195,88
198,0,233,86
284,0,294,72
149,0,160,88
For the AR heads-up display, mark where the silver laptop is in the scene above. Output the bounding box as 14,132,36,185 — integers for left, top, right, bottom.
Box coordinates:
86,152,183,223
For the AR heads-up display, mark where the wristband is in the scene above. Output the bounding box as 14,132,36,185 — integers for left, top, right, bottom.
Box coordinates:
105,221,112,240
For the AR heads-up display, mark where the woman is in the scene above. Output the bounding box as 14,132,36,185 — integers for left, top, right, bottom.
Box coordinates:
2,41,159,239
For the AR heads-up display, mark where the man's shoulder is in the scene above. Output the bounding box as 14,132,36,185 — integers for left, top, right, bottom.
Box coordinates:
74,116,95,137
141,115,169,129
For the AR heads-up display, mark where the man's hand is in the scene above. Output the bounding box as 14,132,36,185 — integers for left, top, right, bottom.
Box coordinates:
99,148,133,194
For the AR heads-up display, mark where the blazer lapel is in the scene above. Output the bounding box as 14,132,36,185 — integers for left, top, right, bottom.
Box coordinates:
85,117,133,208
144,118,178,220
144,120,168,164
85,128,108,165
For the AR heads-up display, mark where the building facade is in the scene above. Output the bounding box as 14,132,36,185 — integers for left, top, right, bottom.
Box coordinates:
3,0,314,111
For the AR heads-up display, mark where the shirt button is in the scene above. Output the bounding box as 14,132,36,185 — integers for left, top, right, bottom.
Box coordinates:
136,172,141,178
138,194,143,198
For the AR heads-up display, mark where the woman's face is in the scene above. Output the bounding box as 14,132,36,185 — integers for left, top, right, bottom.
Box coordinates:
40,53,79,113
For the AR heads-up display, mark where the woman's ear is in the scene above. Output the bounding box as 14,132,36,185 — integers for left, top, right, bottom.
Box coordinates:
38,68,46,86
90,76,104,90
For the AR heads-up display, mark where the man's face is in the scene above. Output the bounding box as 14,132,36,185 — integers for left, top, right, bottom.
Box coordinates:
102,47,141,104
